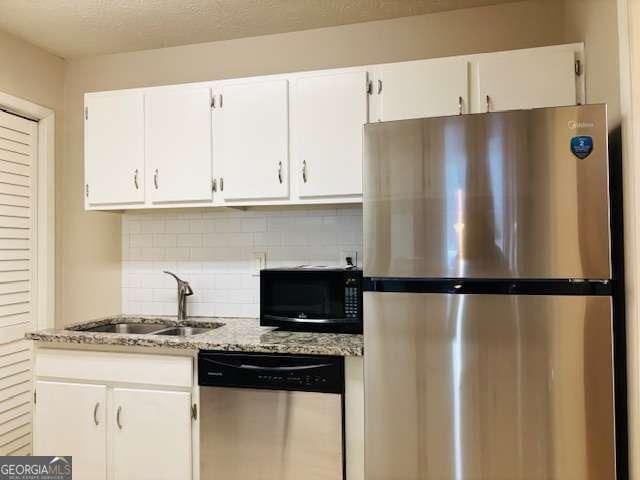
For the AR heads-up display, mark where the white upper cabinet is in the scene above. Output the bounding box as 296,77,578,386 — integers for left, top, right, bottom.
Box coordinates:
294,70,368,199
213,79,289,203
85,92,145,207
83,43,583,210
374,57,469,122
476,48,578,113
146,87,213,204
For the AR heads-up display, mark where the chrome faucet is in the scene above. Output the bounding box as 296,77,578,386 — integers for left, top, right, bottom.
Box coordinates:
163,271,193,320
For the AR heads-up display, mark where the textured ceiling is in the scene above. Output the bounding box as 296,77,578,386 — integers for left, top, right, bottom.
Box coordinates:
0,0,523,59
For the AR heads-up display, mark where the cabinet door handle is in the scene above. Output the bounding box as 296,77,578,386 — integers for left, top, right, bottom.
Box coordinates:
377,79,383,94
220,178,224,191
458,96,464,115
278,161,283,184
116,406,123,430
212,178,217,192
486,95,491,113
153,169,159,189
302,160,308,183
134,169,139,190
93,402,100,426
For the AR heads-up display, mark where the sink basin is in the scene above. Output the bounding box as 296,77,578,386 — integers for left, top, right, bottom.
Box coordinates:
80,323,168,334
152,326,212,336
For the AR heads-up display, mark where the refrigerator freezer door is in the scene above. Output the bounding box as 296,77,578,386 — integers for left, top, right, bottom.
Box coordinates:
363,104,611,279
364,292,615,480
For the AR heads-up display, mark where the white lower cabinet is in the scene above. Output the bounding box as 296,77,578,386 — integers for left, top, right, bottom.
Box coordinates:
112,388,191,480
34,381,107,480
33,350,194,480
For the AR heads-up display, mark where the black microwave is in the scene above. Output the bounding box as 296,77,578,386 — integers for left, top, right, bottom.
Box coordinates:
260,268,363,334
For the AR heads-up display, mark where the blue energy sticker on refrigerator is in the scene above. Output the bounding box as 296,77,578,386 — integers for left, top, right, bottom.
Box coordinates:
570,136,594,159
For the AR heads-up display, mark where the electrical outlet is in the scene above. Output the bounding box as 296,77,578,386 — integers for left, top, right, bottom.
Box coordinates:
253,252,267,275
339,250,359,267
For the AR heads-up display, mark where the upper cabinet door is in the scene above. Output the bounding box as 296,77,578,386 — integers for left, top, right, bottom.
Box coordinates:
376,58,469,122
146,87,213,204
213,79,289,202
85,92,145,207
294,71,368,199
477,49,577,113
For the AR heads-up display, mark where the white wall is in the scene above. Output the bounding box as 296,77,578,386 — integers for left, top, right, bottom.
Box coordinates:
122,206,362,317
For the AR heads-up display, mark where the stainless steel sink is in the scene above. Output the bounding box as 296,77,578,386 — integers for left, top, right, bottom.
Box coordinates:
152,326,212,336
81,323,168,334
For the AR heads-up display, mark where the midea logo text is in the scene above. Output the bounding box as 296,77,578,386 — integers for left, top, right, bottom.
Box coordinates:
568,120,595,129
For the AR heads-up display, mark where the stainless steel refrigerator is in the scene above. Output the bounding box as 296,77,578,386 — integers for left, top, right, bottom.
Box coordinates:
363,104,616,480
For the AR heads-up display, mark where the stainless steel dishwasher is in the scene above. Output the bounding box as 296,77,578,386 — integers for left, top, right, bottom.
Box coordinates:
198,351,345,480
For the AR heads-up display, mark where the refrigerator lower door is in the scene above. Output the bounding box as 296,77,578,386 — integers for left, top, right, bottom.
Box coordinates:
365,292,615,480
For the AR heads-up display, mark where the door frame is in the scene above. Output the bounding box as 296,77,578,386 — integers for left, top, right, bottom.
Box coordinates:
0,91,55,331
618,0,640,478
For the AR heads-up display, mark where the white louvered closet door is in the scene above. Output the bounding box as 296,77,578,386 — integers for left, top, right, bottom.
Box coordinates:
0,111,37,456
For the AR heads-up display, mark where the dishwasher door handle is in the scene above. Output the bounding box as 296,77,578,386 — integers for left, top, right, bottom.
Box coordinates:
202,358,333,372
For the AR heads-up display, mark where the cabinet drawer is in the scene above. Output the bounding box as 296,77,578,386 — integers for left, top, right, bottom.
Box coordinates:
35,349,192,388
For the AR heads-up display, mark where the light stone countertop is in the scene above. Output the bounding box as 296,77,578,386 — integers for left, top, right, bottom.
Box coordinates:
26,315,364,357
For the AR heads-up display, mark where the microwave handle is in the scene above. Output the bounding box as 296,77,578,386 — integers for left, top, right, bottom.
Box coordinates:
263,314,358,324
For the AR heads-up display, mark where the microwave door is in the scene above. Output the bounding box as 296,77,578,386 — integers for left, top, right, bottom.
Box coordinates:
260,269,363,333
262,272,342,319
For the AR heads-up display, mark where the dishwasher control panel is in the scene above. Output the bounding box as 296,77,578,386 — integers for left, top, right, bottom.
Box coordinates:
198,351,344,394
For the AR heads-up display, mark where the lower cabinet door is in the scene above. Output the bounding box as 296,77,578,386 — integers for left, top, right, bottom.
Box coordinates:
34,381,107,480
111,388,192,480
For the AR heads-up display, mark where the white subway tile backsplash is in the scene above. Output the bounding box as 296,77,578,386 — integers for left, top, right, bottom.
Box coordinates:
188,219,211,234
122,206,363,317
165,219,190,234
253,231,282,246
153,234,177,248
141,220,165,234
164,247,191,261
214,218,243,232
241,218,267,232
131,234,153,248
177,234,203,247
